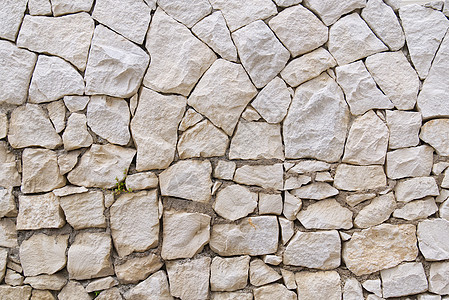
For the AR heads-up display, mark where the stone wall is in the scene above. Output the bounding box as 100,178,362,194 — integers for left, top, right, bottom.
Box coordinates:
0,0,449,299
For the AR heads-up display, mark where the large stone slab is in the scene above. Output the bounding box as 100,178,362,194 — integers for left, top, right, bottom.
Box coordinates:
303,0,366,25
297,199,353,230
213,184,258,221
334,164,386,191
51,0,94,16
393,198,438,221
17,193,65,230
381,262,428,298
158,0,212,28
386,110,422,149
386,145,433,179
395,177,440,202
17,13,94,71
60,191,106,230
115,254,163,284
295,271,341,300
417,219,449,261
421,119,449,156
124,270,172,300
233,164,283,190
210,256,250,292
0,0,27,41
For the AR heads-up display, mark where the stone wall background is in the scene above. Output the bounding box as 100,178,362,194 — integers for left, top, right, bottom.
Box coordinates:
1,0,449,299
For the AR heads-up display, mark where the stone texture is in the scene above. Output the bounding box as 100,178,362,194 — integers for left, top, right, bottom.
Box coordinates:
395,177,439,202
58,281,90,300
17,13,94,71
125,172,158,191
429,261,449,295
295,271,341,300
0,113,7,139
284,74,349,162
57,151,81,175
334,164,386,191
20,234,68,276
0,188,16,218
0,249,5,282
17,193,65,230
125,270,172,300
297,199,353,229
8,104,62,149
68,144,136,189
179,108,203,132
115,254,163,284
21,148,65,194
0,218,17,248
283,230,340,269
210,216,278,256
232,20,290,88
386,110,422,149
85,277,118,292
289,160,331,174
254,284,297,300
249,259,281,286
166,257,211,300
5,269,23,286
291,182,338,200
0,286,32,300
345,193,376,207
23,274,67,290
161,211,210,260
60,191,106,230
0,41,37,105
63,95,89,112
210,256,250,292
328,13,387,65
417,219,449,261
268,4,328,57
420,119,449,156
259,193,283,215
0,0,28,41
28,0,53,16
159,160,212,203
354,193,396,228
303,0,366,25
0,143,20,188
381,262,428,298
214,161,236,180
67,232,114,280
342,224,418,276
399,5,449,79
386,145,433,179
233,164,283,190
31,290,56,300
343,278,364,300
212,292,253,300
51,0,94,16
283,191,302,220
144,8,215,96
394,198,438,221
158,0,211,28
362,279,382,297
85,25,149,98
63,113,93,150
284,175,311,190
213,184,258,221
47,100,66,133
336,61,393,115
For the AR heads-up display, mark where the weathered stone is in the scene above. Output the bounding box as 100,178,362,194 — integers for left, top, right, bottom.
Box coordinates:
211,292,253,300
249,259,281,286
342,224,418,276
115,254,163,284
209,0,277,31
60,191,106,230
259,193,283,215
47,100,66,133
28,0,52,16
68,144,136,189
395,177,439,202
443,169,449,189
429,261,449,295
131,88,185,170
17,193,65,230
361,0,405,50
0,113,7,139
273,0,302,6
125,270,172,300
254,284,296,300
51,0,94,16
420,119,449,156
158,0,211,28
67,232,114,280
214,161,236,180
159,160,212,203
297,199,353,230
125,172,158,191
0,144,20,189
0,188,16,218
417,219,449,261
296,271,341,300
5,269,23,286
291,182,338,200
192,11,238,62
0,249,5,282
57,151,81,175
241,106,261,121
179,108,203,132
62,113,92,150
7,261,22,273
21,148,65,194
354,193,396,228
381,262,428,298
17,13,94,71
303,0,366,25
283,191,302,221
31,290,56,300
269,4,328,57
328,13,387,65
343,278,364,300
336,61,393,115
394,198,438,221
399,5,449,79
63,95,89,112
210,216,278,256
9,104,62,149
289,160,331,174
144,8,215,96
161,211,210,260
281,269,296,290
213,184,258,221
386,145,433,179
20,234,68,276
85,25,149,98
188,59,257,135
234,164,283,190
284,175,311,190
346,193,376,207
433,162,449,176
316,172,333,182
334,164,386,191
166,257,211,300
23,274,67,290
362,279,382,297
85,277,118,292
211,256,250,292
279,217,295,245
0,41,37,105
0,0,27,41
0,218,17,248
232,20,290,88
386,110,422,149
58,281,90,300
284,230,340,269
0,286,32,300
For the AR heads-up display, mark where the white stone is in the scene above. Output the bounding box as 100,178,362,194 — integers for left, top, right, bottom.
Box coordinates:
443,168,449,189
342,224,418,276
125,172,158,191
343,278,364,300
259,193,283,215
303,0,365,25
0,41,37,105
210,216,279,256
395,177,440,202
335,61,393,115
297,199,353,229
0,218,17,248
8,104,62,149
214,184,258,221
0,113,7,139
232,20,290,88
292,182,338,200
131,88,185,171
179,108,203,132
354,193,396,228
334,164,387,191
124,270,172,300
429,261,449,295
281,47,337,88
385,0,400,10
254,284,297,300
433,162,449,175
85,277,118,292
284,175,311,190
60,191,106,230
188,59,257,135
0,286,32,300
144,8,216,96
274,0,302,6
28,0,52,15
0,0,27,41
85,25,149,98
268,4,328,57
362,279,382,297
0,142,20,188
262,255,282,266
159,160,212,203
4,270,23,286
394,198,438,220
161,211,210,260
381,262,428,298
399,5,449,79
284,74,349,162
17,193,65,230
234,164,283,190
441,199,449,221
284,230,340,269
114,254,163,284
158,0,211,28
0,249,6,282
178,120,229,159
51,0,94,16
250,259,281,286
87,96,130,145
192,11,238,62
386,110,422,149
58,281,90,300
242,106,261,121
328,13,387,65
0,188,16,218
361,0,405,50
420,119,449,156
283,191,302,220
417,219,449,261
281,269,297,290
47,100,66,133
20,234,68,276
68,144,136,189
24,274,67,290
386,145,433,179
209,0,277,31
63,95,89,112
214,161,236,180
63,113,93,150
346,193,376,207
418,293,442,300
166,257,211,300
210,256,250,292
67,232,114,280
296,271,341,300
437,189,449,203
17,13,94,71
57,151,81,175
289,160,331,174
316,172,333,182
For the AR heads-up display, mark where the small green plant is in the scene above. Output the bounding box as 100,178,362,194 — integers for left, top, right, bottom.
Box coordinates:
93,291,101,298
113,169,132,195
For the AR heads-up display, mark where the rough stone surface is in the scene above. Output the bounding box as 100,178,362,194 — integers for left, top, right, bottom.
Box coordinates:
393,198,438,221
386,110,422,149
115,254,163,284
62,113,93,150
17,193,65,230
214,161,236,181
60,191,106,230
297,199,353,229
125,172,158,191
343,278,364,300
58,281,90,300
0,188,16,218
386,145,434,179
210,256,250,292
354,193,396,228
381,262,428,298
0,219,17,248
234,164,283,190
420,119,449,156
295,271,341,300
158,0,211,28
179,108,203,132
334,164,387,191
51,0,94,16
417,219,449,261
0,286,32,300
250,259,282,286
291,182,338,200
213,184,258,221
254,283,297,300
395,177,439,202
0,0,28,41
47,100,66,133
429,261,449,295
63,95,89,112
125,270,172,300
23,274,67,290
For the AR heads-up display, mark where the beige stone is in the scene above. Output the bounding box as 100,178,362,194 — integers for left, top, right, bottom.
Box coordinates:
393,198,438,221
297,199,353,230
0,218,17,248
31,290,55,300
60,191,106,230
254,283,297,300
125,172,158,191
354,193,396,228
63,95,89,112
289,160,331,174
279,217,295,245
62,113,93,150
291,182,338,200
249,258,281,286
23,274,67,290
17,193,65,230
386,145,433,179
295,271,342,300
86,276,118,292
233,164,283,190
429,261,449,295
0,249,6,282
334,164,386,191
4,269,23,286
214,161,236,180
0,188,16,218
115,254,163,284
386,110,422,149
125,270,172,300
420,119,449,156
213,184,258,221
381,262,428,298
178,108,203,132
282,191,302,221
95,287,123,300
395,177,439,202
417,219,449,261
303,0,366,25
47,100,66,133
283,175,311,190
58,281,90,300
0,286,32,300
57,151,81,175
259,193,283,215
346,193,376,207
343,278,364,300
210,256,250,292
